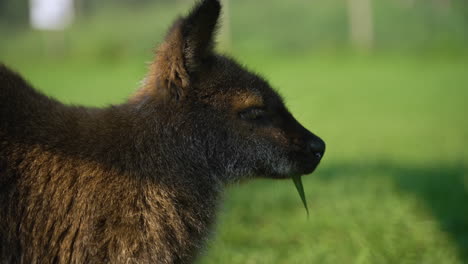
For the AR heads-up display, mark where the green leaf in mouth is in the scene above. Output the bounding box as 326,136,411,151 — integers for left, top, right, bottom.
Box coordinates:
292,174,309,217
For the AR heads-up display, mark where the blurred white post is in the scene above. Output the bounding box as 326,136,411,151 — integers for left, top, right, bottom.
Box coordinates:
347,0,374,52
30,0,74,31
30,0,75,56
434,0,452,12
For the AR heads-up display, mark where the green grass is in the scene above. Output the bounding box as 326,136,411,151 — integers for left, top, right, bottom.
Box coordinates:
3,53,467,264
1,1,468,263
200,163,467,264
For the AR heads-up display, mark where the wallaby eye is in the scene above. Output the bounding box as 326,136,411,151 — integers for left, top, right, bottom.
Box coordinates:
239,107,268,122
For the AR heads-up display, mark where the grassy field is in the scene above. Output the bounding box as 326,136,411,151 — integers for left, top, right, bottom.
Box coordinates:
1,0,468,263
3,53,467,264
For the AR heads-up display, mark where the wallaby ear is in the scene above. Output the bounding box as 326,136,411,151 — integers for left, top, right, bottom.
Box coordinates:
140,0,221,102
182,0,221,72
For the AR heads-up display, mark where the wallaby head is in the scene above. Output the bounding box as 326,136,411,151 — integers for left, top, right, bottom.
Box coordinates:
132,0,325,182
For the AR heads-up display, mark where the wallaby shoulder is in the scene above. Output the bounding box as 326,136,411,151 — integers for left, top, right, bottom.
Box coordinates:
0,64,108,147
0,64,51,107
0,64,65,132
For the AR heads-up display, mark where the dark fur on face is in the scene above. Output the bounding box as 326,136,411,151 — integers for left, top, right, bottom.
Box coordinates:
0,0,325,263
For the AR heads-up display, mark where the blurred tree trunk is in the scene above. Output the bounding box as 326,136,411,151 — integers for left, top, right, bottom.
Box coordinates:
347,0,374,52
437,0,451,8
433,0,451,12
74,0,94,18
0,0,29,26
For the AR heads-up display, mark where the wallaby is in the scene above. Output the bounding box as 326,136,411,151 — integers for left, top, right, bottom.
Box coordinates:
0,0,325,263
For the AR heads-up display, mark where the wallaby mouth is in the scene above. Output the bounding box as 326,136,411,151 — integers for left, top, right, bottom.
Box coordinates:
261,145,325,180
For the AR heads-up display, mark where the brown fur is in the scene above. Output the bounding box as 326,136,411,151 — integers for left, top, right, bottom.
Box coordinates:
0,0,325,263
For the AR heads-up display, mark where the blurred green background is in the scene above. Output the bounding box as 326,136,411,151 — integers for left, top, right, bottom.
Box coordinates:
1,0,468,263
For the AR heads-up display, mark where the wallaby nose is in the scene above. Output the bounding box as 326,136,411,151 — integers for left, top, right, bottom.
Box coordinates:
306,137,325,159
